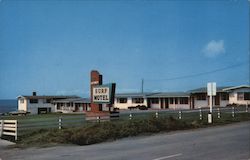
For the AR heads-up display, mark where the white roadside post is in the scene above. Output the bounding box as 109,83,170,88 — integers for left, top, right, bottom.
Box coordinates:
199,108,202,120
129,113,132,120
207,82,216,124
178,111,182,120
246,102,248,113
155,112,159,118
97,116,100,123
58,117,62,130
232,107,235,118
217,108,220,119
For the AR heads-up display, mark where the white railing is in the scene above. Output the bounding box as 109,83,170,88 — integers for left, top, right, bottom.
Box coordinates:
0,120,17,140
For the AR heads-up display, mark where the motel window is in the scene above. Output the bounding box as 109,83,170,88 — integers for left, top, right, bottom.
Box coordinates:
221,93,229,100
132,98,144,104
229,93,234,98
20,99,24,103
175,98,178,104
118,98,127,103
244,92,250,100
169,98,178,104
196,94,206,100
170,98,174,104
237,93,244,101
30,99,38,103
46,99,51,103
43,99,52,103
180,97,188,104
66,102,73,107
151,98,159,104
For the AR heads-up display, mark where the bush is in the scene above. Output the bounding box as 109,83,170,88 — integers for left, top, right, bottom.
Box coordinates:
18,116,194,146
19,113,250,147
65,116,193,145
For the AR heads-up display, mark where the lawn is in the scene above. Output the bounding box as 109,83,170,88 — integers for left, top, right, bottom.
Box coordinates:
1,106,248,141
14,112,250,147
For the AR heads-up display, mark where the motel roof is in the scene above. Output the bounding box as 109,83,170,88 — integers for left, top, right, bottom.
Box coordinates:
146,92,190,98
115,92,153,98
17,95,80,99
222,85,250,91
115,92,189,98
188,86,231,94
52,98,91,103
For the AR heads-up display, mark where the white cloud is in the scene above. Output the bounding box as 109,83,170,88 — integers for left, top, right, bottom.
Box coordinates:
203,40,225,58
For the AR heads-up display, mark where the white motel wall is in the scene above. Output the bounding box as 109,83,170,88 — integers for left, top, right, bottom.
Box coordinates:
17,93,80,114
17,85,250,114
223,86,250,105
18,97,28,111
114,92,191,110
54,98,91,113
115,86,250,110
17,96,55,114
147,93,190,110
114,93,148,110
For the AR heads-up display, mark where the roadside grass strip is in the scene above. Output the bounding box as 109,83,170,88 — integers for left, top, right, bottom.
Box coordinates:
11,112,250,147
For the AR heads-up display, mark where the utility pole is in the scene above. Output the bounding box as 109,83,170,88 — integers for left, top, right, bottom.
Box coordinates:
141,78,144,93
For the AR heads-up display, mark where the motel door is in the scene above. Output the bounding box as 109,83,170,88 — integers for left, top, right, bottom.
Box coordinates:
165,98,169,109
215,95,220,106
192,97,195,109
160,98,164,109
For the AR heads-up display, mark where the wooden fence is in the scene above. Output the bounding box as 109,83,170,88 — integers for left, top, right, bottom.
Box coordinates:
0,120,17,140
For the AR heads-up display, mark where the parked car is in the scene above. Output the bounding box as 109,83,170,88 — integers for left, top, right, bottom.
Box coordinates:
128,106,137,110
137,105,148,110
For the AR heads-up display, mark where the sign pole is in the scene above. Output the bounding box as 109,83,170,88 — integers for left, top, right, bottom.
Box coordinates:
207,82,216,124
210,82,213,113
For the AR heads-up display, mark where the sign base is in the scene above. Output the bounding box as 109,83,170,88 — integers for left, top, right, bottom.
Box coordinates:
208,113,212,124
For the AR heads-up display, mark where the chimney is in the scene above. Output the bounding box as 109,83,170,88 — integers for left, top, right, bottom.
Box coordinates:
32,92,37,96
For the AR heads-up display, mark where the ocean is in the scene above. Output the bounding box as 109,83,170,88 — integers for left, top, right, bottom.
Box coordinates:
0,99,17,113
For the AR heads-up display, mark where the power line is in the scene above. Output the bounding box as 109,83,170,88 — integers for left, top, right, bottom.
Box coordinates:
145,62,248,82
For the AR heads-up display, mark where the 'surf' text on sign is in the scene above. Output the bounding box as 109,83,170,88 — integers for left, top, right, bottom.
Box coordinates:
94,88,108,94
93,87,110,103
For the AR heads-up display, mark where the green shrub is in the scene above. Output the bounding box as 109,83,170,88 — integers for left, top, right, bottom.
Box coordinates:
17,113,250,147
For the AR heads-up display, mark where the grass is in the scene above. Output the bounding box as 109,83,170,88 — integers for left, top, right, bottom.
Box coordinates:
14,112,250,148
1,113,85,122
1,113,85,135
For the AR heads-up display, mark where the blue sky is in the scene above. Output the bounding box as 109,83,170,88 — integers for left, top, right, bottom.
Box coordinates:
0,0,249,99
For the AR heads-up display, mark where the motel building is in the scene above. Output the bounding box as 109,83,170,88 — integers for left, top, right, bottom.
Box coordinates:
114,93,149,110
17,92,80,114
17,85,249,114
53,98,91,113
189,87,230,109
147,92,190,110
114,85,250,110
222,85,250,105
114,92,190,110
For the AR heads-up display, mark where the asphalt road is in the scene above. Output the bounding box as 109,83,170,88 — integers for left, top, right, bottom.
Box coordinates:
0,121,249,160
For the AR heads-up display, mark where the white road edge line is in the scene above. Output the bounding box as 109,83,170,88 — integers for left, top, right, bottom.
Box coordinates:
152,153,182,160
